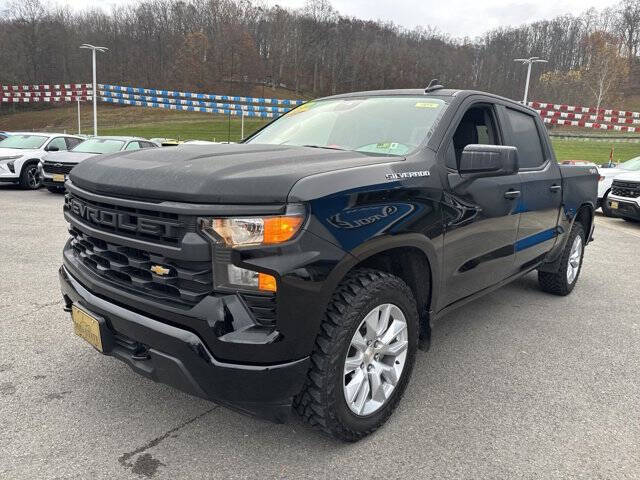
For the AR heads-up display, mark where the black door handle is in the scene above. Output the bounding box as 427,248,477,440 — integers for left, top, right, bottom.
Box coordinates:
550,185,561,193
504,190,521,200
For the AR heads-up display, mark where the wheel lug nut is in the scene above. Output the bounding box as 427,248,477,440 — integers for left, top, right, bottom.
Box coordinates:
374,354,380,361
360,363,364,369
367,365,373,371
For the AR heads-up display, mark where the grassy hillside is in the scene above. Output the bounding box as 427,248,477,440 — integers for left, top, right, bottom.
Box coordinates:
2,103,640,162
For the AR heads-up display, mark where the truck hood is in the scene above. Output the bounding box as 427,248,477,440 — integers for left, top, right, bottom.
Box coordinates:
43,150,99,164
69,144,402,203
0,147,40,160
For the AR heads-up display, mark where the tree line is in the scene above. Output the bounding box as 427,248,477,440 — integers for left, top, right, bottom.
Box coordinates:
0,0,639,108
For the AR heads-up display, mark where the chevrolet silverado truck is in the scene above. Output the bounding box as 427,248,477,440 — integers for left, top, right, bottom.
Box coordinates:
59,88,597,441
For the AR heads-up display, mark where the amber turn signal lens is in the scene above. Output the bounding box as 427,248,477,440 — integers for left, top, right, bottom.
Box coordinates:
263,216,304,244
258,272,277,292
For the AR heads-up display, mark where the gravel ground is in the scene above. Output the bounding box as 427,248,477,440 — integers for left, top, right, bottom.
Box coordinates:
1,185,639,480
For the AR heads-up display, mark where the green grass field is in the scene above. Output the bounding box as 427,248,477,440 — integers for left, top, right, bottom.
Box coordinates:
100,117,270,143
550,138,640,164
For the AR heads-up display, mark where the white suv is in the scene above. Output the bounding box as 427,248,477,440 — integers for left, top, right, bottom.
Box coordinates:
605,171,640,223
0,133,83,189
598,156,640,216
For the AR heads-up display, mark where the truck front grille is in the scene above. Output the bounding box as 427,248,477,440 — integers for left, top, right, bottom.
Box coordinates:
43,161,77,175
611,180,640,198
69,227,212,305
65,193,187,245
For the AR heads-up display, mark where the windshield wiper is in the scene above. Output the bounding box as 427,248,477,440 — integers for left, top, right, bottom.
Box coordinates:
301,144,345,151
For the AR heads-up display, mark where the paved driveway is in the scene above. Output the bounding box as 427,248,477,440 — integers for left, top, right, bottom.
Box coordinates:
1,185,639,479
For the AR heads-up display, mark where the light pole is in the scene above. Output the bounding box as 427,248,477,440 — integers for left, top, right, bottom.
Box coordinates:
514,57,547,104
80,43,108,136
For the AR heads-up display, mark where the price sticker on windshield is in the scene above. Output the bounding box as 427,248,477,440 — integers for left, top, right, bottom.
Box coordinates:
415,102,440,109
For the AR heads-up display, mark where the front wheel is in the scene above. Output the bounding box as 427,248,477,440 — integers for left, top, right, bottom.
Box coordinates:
538,223,585,296
19,163,41,189
295,269,419,441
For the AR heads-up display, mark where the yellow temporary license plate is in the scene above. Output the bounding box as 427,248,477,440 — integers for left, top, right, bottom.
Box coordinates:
71,306,103,352
610,201,619,210
53,174,65,182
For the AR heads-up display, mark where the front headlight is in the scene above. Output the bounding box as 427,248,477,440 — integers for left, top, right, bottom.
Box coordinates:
199,209,305,247
199,206,305,293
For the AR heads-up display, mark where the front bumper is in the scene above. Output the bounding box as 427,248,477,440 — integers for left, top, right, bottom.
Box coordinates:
59,265,310,422
606,194,640,221
41,171,66,188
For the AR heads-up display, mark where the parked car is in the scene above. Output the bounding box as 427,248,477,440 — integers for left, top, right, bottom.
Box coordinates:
149,137,183,146
597,155,640,216
0,131,11,141
40,136,159,193
59,88,597,441
561,160,597,166
0,133,83,189
604,171,640,223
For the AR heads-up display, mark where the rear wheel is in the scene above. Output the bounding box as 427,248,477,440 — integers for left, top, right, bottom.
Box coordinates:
19,163,40,189
538,223,585,296
295,269,419,441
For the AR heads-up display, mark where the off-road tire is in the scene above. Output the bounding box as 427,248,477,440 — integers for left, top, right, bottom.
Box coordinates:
19,162,40,189
538,223,585,296
294,268,419,441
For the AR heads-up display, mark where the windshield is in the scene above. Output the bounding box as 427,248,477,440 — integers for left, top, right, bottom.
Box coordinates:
72,138,125,154
246,96,447,156
619,156,640,171
0,134,48,149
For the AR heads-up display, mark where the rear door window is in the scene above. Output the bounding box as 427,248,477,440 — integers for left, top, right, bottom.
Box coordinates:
505,108,546,169
65,137,83,150
125,141,141,151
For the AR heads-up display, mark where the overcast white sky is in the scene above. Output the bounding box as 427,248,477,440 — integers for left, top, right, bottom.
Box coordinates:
12,0,620,38
266,0,619,38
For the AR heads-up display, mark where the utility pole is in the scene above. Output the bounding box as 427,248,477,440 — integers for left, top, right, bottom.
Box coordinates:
80,44,108,136
514,57,547,104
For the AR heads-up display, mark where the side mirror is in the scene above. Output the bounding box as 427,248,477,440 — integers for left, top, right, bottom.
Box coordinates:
459,144,518,177
46,145,59,152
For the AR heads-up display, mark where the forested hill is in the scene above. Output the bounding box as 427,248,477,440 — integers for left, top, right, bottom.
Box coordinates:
1,0,639,108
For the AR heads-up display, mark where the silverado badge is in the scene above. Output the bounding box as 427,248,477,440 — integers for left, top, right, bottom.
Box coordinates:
150,265,171,276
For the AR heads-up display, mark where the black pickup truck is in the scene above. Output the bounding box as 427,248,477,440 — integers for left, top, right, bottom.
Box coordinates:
59,88,597,441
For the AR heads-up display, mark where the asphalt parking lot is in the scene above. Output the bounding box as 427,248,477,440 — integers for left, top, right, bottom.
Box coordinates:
1,185,639,480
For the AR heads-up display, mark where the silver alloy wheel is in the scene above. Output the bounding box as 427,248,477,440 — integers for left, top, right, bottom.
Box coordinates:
566,235,583,284
26,165,39,188
343,303,408,416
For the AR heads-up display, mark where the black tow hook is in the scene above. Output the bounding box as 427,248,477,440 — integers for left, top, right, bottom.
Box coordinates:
132,345,151,361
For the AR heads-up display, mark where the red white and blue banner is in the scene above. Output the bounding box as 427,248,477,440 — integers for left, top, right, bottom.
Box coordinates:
99,84,304,106
101,96,280,118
